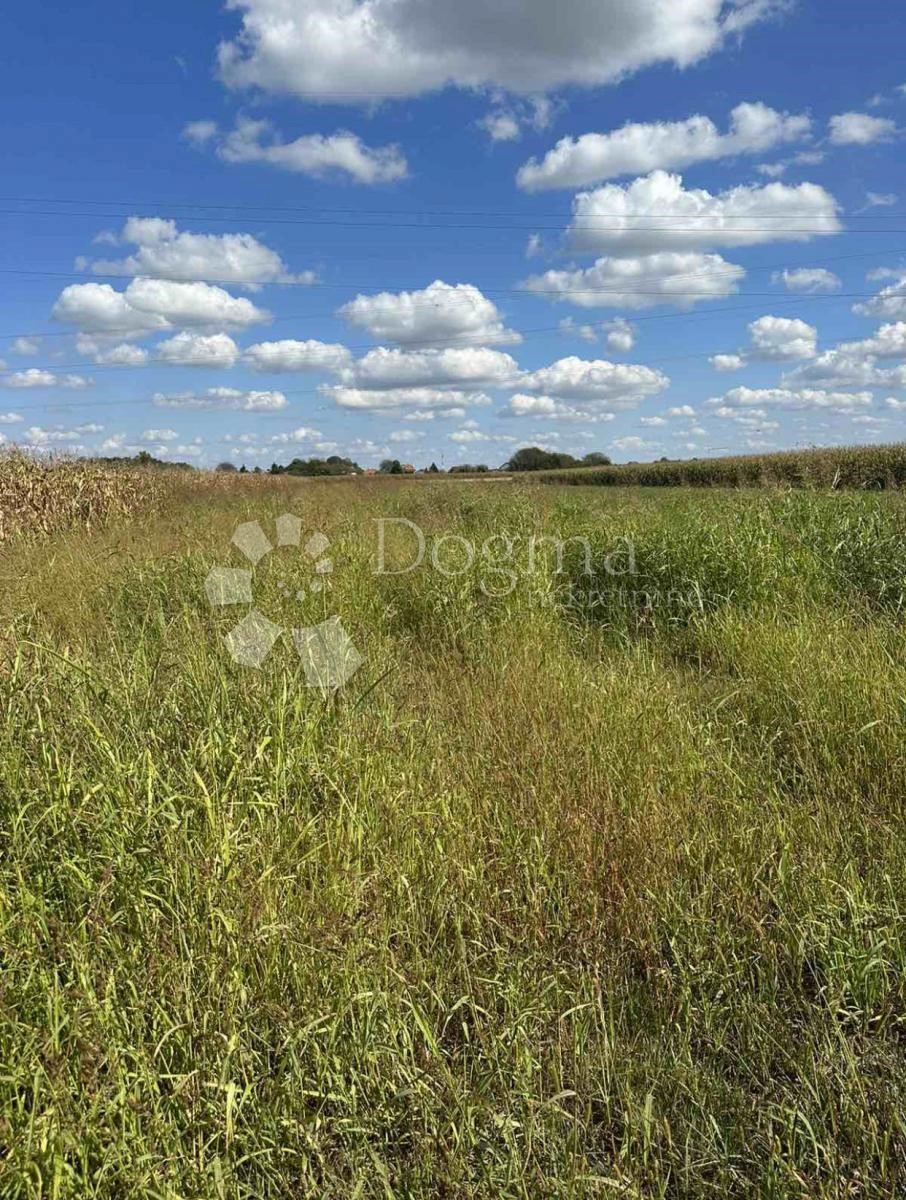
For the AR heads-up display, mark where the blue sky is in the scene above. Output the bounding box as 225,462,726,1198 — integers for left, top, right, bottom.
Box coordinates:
3,0,906,467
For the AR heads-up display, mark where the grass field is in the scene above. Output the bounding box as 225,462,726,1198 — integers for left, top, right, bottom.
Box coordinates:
2,461,906,1197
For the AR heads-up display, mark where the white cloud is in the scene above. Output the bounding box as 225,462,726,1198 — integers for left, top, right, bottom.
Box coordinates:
53,282,170,336
76,338,150,366
21,423,102,446
337,345,520,390
602,317,635,352
244,338,352,372
522,250,745,309
854,274,906,319
517,101,810,190
714,385,872,411
156,332,241,368
214,117,408,184
861,191,897,209
828,112,897,145
2,369,92,389
124,277,269,328
501,393,615,421
153,387,287,410
611,435,650,453
449,428,515,444
567,172,841,255
559,317,598,342
0,411,23,423
217,0,783,101
710,353,745,371
12,337,39,356
325,385,493,412
88,217,303,289
520,355,669,409
668,405,696,417
773,267,841,293
340,280,520,346
479,112,521,142
183,119,218,146
53,277,267,338
141,428,179,442
785,323,906,389
748,314,817,360
389,429,422,442
640,416,667,425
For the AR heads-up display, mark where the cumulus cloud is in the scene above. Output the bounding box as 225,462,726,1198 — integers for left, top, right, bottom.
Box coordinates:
53,277,268,339
519,355,669,410
773,267,841,293
12,337,39,356
710,353,745,371
501,393,616,420
324,386,494,411
339,280,520,346
784,323,906,389
124,277,269,328
517,101,810,190
0,411,23,423
522,250,745,309
76,338,151,366
153,387,287,410
828,112,897,145
1,369,92,389
87,217,304,289
567,171,841,255
602,318,635,352
854,273,906,319
209,117,408,183
244,338,353,372
748,314,817,360
713,385,872,411
141,428,179,442
337,346,520,390
53,282,170,336
156,332,241,368
217,0,783,101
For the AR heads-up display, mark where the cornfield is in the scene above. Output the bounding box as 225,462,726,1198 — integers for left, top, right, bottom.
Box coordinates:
540,441,906,489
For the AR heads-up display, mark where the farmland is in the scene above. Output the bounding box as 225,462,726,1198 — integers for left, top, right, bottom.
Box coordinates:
2,457,906,1197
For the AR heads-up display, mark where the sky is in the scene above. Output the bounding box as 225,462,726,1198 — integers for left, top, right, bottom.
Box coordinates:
2,0,906,469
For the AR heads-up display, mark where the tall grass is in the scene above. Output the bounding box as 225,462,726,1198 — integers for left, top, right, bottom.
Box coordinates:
1,479,905,1196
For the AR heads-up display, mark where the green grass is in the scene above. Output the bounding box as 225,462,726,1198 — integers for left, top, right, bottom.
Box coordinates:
2,479,906,1197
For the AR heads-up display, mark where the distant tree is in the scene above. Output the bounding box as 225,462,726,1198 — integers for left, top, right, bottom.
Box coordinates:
216,462,238,472
427,462,440,473
239,464,248,473
269,462,282,475
505,446,580,472
582,452,612,466
253,466,262,474
379,459,403,474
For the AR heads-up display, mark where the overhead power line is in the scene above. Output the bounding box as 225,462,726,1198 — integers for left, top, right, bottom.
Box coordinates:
0,206,894,234
0,193,903,221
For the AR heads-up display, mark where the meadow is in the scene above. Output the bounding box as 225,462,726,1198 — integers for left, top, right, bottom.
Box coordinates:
1,454,906,1197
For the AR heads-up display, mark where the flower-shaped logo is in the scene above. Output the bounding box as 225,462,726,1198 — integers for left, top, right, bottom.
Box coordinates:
204,512,364,692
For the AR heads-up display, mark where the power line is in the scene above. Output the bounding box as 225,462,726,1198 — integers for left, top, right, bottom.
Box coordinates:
0,193,903,221
0,206,887,234
0,264,894,304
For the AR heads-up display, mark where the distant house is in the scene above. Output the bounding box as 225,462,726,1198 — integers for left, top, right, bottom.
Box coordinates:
363,467,378,475
402,463,416,474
